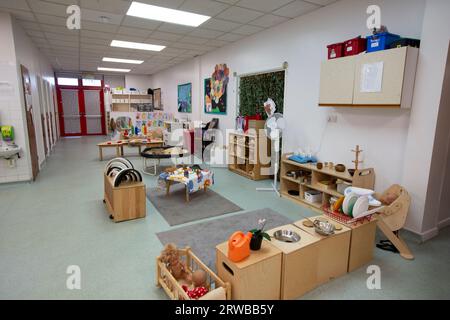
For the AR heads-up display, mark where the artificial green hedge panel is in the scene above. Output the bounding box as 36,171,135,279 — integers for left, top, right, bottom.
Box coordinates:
239,71,285,118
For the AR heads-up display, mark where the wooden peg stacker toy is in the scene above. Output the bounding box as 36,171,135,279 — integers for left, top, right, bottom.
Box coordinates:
352,145,363,170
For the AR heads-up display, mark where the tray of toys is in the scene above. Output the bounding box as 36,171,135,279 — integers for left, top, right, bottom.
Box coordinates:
156,244,231,300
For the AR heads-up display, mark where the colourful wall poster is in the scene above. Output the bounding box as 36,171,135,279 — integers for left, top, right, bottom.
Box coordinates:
177,83,192,113
204,64,229,115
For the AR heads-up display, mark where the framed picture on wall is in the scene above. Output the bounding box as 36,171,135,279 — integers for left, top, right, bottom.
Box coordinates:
177,83,192,113
153,88,162,110
205,64,229,115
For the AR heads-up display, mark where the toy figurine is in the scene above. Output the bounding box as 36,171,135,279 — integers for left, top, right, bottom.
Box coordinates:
160,243,191,283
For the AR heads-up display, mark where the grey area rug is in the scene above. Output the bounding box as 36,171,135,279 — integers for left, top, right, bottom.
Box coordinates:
156,208,293,271
147,185,242,226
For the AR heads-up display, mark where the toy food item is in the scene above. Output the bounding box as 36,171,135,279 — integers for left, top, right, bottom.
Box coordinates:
317,162,323,170
228,231,252,262
333,196,345,212
335,164,346,172
380,191,399,205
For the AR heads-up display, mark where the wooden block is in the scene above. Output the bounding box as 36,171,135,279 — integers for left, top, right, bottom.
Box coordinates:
294,215,351,285
216,241,282,300
266,224,320,300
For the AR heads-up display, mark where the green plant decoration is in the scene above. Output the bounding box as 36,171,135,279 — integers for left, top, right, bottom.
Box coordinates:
239,71,285,119
249,218,271,241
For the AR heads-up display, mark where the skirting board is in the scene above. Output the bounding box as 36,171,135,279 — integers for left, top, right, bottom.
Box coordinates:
438,217,450,230
403,226,439,243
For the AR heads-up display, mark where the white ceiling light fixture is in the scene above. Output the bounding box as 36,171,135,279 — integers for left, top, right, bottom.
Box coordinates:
102,57,144,64
110,40,165,52
98,67,131,73
126,2,211,27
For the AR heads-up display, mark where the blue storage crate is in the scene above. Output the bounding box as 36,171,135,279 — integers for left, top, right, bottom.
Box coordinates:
366,32,401,52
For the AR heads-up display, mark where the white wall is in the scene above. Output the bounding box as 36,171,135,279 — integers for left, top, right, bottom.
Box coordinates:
0,12,55,183
125,74,152,93
150,0,431,233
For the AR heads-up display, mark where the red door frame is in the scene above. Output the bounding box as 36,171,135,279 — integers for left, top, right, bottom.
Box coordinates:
56,77,106,136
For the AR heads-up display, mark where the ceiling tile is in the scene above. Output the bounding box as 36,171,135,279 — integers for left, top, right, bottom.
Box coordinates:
179,36,209,45
273,0,320,18
200,18,241,32
28,0,67,16
0,0,30,11
236,0,293,13
18,20,41,30
148,31,184,42
249,14,289,28
188,28,224,39
216,6,264,24
80,0,131,15
80,36,111,46
45,32,79,42
232,24,264,36
178,0,229,16
170,42,205,50
136,0,185,9
157,23,195,35
35,14,67,26
206,39,230,47
82,21,120,33
40,24,79,35
144,38,172,46
117,26,153,37
121,16,161,30
25,29,45,38
217,32,244,42
81,9,124,25
48,39,79,48
6,10,36,21
81,30,116,40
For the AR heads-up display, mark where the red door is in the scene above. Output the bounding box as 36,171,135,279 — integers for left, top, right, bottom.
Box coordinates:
56,79,105,136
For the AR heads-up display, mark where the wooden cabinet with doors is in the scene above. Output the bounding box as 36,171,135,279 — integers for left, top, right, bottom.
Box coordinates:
319,46,419,108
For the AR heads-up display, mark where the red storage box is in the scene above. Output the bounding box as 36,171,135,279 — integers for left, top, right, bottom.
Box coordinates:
327,42,344,59
344,36,366,56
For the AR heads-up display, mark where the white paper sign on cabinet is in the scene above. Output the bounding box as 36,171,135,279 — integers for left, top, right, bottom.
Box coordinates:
361,62,384,93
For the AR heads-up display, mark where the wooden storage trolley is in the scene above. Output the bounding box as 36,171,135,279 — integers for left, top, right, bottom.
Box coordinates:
294,216,351,284
228,130,271,181
346,217,378,272
266,224,320,299
103,173,146,222
216,240,282,300
156,247,231,300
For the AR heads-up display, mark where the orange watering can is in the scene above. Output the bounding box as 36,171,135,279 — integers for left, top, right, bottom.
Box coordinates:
228,231,252,262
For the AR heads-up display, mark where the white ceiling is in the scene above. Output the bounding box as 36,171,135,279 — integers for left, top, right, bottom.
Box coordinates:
0,0,338,75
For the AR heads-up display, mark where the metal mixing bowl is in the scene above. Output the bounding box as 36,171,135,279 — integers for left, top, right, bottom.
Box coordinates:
313,219,335,236
273,230,301,243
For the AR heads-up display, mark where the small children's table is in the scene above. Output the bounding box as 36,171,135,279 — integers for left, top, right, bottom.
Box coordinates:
158,167,214,202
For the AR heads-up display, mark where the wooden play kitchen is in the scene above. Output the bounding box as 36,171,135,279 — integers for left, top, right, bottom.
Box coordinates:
216,240,282,300
228,127,272,181
265,224,321,299
294,216,351,284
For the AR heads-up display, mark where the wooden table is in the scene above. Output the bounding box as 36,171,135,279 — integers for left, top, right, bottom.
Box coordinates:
97,139,164,161
165,179,208,202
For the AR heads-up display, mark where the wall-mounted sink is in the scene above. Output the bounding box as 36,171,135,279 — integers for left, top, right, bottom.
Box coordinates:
0,144,21,159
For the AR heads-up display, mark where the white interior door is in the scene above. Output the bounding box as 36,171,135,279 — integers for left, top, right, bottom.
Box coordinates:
61,89,81,135
83,90,102,134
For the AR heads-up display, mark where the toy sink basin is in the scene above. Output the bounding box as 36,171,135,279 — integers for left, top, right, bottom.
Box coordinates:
0,145,20,159
273,230,301,243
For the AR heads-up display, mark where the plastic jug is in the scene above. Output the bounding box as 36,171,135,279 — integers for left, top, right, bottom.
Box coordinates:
228,231,252,262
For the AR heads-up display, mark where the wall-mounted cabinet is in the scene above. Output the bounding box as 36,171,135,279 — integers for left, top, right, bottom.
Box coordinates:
319,46,419,109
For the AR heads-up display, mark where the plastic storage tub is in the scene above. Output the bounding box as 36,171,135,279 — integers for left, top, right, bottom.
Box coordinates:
366,32,400,52
389,38,421,49
327,42,344,59
344,37,366,56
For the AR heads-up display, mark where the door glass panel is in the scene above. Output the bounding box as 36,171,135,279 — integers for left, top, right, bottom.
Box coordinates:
61,89,81,134
58,77,78,86
84,90,102,134
82,79,101,87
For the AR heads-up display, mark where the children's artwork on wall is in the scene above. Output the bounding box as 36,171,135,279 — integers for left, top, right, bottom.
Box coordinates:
178,83,192,113
205,64,229,115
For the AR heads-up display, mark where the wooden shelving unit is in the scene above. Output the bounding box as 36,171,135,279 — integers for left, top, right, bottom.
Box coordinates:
111,93,153,112
228,130,271,181
280,154,375,213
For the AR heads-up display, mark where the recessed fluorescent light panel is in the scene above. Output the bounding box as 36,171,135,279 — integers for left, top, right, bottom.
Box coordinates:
102,57,144,64
97,67,131,73
110,40,165,52
126,2,211,27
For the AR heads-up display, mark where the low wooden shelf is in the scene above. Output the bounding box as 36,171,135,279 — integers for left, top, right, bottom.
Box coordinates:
228,130,271,181
280,154,375,214
103,174,146,223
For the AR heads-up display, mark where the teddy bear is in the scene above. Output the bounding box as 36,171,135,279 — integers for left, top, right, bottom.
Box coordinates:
160,243,191,283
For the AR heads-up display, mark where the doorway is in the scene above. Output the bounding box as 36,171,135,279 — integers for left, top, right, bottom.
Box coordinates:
56,77,106,136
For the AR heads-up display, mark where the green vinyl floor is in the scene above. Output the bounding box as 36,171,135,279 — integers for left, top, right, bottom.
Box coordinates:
0,136,449,300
